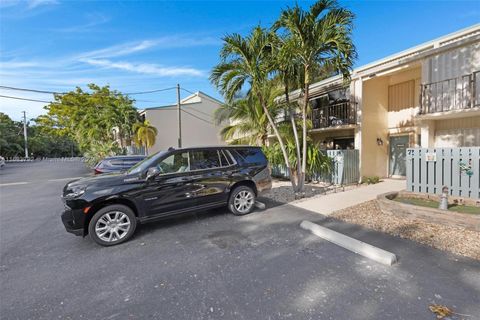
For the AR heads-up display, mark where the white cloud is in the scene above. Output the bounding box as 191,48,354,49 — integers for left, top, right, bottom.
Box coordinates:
27,0,58,9
55,12,110,33
0,60,40,69
83,59,205,77
78,40,158,59
77,35,219,59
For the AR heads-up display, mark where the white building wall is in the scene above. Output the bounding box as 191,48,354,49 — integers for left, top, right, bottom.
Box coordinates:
434,116,480,147
144,93,225,154
422,41,480,83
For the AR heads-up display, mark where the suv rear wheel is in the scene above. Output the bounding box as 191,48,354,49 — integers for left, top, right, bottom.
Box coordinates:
228,185,256,215
88,204,137,246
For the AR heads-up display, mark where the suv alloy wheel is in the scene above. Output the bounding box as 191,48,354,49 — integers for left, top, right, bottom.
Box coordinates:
88,204,137,246
228,185,256,215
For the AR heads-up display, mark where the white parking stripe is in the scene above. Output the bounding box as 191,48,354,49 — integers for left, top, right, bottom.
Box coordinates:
0,182,29,187
47,177,84,182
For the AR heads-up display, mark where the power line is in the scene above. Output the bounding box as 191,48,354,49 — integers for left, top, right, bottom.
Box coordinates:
0,85,60,94
0,94,52,103
125,87,177,95
181,109,213,125
143,104,214,121
0,85,179,96
187,105,212,117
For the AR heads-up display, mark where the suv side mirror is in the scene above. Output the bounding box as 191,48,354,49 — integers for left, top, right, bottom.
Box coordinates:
146,167,160,181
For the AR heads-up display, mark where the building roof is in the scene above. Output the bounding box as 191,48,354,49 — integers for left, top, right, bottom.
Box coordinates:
139,91,223,114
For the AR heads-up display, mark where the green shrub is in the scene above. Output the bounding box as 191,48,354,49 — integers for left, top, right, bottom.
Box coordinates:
362,176,380,184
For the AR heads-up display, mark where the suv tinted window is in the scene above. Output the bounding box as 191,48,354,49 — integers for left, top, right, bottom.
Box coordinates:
232,148,267,166
219,150,232,166
156,152,190,174
190,150,220,170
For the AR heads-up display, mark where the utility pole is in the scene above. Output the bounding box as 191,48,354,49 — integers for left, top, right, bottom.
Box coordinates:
22,111,28,158
177,83,182,148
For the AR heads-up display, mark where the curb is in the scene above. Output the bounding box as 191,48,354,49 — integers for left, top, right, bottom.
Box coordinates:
254,201,266,210
300,220,397,266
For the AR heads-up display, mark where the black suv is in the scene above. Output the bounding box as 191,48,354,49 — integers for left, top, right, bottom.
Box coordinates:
93,155,146,174
61,146,272,246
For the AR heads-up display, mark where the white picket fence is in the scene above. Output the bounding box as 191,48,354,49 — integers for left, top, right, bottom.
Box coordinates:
406,147,480,199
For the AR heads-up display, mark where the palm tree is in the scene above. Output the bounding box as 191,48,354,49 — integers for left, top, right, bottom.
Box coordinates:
133,120,158,155
271,34,304,191
214,82,282,146
210,26,299,190
214,98,268,145
273,0,356,191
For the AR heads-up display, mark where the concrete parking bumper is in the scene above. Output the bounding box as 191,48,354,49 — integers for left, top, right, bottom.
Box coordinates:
300,220,398,266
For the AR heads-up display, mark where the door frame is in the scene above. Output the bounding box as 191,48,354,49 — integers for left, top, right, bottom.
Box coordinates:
388,133,411,178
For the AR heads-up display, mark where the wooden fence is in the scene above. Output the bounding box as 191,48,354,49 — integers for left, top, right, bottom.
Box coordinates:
271,149,360,186
406,147,480,199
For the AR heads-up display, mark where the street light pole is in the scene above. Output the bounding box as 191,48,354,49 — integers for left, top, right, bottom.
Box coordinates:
22,111,28,158
177,83,182,148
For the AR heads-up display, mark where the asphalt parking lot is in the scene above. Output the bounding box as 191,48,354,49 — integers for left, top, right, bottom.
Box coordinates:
1,161,479,319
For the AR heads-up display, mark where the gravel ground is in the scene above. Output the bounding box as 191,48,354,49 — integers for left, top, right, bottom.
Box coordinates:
263,179,359,204
331,200,480,260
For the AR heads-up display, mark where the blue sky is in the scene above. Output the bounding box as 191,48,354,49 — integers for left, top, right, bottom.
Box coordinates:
0,0,478,120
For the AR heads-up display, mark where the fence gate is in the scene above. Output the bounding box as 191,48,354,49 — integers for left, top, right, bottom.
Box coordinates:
326,150,360,185
272,149,360,186
406,147,480,199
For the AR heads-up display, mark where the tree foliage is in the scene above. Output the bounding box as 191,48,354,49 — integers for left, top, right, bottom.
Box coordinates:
36,84,140,153
133,120,158,155
0,112,80,158
211,0,356,194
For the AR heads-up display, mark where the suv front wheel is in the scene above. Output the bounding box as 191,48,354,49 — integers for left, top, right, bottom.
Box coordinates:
88,204,137,246
228,185,256,216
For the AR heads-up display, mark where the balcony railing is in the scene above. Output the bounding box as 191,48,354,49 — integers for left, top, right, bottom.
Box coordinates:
311,101,357,129
420,71,479,114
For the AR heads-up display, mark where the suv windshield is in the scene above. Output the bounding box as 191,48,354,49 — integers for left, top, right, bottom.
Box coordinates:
127,151,167,174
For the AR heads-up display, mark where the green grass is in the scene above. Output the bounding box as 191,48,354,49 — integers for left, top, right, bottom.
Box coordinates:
394,197,480,215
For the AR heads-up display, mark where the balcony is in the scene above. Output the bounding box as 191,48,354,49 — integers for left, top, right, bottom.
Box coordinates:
311,101,357,130
420,71,480,114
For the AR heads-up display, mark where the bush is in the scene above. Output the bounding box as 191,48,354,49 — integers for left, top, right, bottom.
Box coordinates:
363,176,380,184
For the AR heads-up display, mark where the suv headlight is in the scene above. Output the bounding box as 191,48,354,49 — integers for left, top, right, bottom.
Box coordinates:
65,185,87,198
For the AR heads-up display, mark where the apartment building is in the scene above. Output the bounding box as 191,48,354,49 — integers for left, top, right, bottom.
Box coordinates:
289,24,479,179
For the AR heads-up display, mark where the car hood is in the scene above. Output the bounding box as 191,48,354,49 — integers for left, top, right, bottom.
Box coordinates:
66,172,134,188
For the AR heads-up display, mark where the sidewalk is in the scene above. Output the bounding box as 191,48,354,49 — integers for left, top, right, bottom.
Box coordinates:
291,179,406,215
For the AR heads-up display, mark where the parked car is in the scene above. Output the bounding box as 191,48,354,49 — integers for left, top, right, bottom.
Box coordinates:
93,155,146,174
0,156,5,168
61,146,272,246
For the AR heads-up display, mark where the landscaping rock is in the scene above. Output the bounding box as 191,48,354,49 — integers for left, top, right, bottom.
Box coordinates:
331,200,480,260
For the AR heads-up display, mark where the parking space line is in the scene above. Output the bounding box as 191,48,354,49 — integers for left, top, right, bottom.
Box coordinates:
47,177,84,182
0,182,29,187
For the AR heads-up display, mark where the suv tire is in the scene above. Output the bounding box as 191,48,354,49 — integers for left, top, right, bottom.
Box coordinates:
228,185,256,216
88,204,137,246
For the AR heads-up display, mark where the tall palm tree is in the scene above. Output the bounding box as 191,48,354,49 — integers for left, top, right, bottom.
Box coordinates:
210,26,299,190
214,98,268,146
133,120,158,155
271,34,304,191
214,82,282,146
273,0,356,191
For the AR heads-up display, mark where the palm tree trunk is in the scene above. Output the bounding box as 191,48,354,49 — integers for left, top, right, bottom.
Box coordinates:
285,83,302,194
258,93,297,191
300,67,310,193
